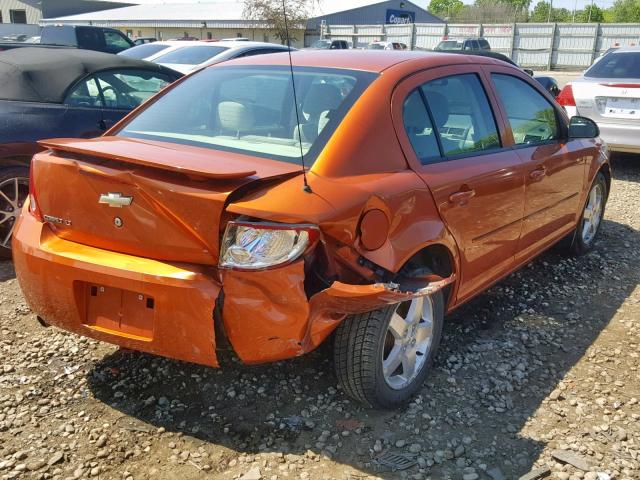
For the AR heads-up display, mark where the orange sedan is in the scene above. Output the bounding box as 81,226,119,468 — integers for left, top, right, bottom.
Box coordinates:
12,51,610,409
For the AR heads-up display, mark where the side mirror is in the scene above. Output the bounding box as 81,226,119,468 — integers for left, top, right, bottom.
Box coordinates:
524,68,534,76
569,116,599,139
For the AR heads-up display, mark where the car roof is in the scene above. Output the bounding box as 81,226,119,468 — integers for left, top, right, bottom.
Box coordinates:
215,50,504,74
0,47,180,103
609,46,640,53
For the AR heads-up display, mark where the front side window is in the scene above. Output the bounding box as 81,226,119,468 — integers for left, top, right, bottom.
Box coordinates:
104,31,132,52
65,77,103,107
95,69,173,109
117,66,377,165
491,74,558,146
154,46,229,65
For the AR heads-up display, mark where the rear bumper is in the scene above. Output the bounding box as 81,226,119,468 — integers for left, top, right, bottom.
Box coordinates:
594,121,640,153
13,209,455,367
12,211,221,367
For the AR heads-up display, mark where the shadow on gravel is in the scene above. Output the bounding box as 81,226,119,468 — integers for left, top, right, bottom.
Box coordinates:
612,152,640,181
0,260,16,282
86,216,639,479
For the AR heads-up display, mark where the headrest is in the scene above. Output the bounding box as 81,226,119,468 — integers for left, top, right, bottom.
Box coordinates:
218,101,254,132
303,83,342,117
423,91,449,128
404,92,431,132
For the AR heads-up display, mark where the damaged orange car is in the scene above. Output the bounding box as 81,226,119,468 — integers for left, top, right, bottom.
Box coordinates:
13,51,610,409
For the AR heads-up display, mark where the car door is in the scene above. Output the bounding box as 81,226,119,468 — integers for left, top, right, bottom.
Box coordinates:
393,65,527,302
94,69,175,131
486,66,588,261
62,75,106,138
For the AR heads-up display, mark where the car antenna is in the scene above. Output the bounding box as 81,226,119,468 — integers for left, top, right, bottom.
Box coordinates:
282,0,312,193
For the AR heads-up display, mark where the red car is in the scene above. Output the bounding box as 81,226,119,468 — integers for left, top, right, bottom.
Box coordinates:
13,51,609,408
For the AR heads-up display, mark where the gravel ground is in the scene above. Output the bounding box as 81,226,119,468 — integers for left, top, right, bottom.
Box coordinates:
1,155,639,480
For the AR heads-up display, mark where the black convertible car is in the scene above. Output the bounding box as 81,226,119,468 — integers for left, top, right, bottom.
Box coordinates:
0,48,182,257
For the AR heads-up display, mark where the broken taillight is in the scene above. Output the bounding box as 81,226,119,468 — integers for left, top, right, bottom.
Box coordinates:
28,167,43,222
219,221,319,270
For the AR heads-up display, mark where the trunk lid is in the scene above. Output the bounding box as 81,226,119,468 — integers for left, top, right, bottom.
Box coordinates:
33,137,301,265
574,78,640,125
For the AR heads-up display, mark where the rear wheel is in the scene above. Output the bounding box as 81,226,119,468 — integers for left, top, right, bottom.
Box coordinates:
334,291,444,409
0,167,29,259
569,172,607,255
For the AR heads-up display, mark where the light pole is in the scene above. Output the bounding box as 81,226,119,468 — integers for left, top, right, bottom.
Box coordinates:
588,0,595,22
547,0,553,23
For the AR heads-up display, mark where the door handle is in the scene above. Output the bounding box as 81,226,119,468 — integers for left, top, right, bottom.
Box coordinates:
449,189,476,205
529,167,546,181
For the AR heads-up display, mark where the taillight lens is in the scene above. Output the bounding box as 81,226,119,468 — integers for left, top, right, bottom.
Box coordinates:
219,221,319,270
28,167,43,222
557,83,576,107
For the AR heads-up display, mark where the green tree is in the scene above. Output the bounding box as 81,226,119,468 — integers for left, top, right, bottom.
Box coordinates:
243,0,314,44
608,0,640,22
530,1,570,21
428,0,464,18
575,4,605,22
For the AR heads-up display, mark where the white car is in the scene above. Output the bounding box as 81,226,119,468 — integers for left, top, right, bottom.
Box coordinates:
366,41,407,50
151,41,292,74
118,40,192,61
558,46,640,153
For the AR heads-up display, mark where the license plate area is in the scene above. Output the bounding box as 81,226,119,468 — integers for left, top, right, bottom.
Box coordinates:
604,97,640,118
84,284,155,341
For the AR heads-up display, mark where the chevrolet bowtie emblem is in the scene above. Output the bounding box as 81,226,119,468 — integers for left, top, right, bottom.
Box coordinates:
99,192,133,208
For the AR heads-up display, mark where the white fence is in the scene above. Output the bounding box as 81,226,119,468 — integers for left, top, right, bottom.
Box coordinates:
320,22,640,70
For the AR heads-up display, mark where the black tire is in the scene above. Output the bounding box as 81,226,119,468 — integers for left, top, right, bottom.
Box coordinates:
333,291,444,409
0,166,30,259
569,171,608,256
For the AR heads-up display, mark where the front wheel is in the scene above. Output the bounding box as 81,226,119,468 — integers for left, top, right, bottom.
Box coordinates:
333,291,444,409
570,171,608,255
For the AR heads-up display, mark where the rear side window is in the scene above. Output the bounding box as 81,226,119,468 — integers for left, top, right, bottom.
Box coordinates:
585,51,640,78
154,46,229,65
402,74,500,161
479,39,490,50
403,90,440,164
491,74,558,146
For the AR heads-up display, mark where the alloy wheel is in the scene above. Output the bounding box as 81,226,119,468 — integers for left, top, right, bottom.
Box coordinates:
382,296,434,390
581,181,604,245
0,177,29,250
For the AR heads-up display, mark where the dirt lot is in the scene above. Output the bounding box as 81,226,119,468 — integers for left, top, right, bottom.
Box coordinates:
1,155,639,480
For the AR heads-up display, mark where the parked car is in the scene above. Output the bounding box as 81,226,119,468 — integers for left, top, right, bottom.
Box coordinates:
310,39,349,49
0,25,135,54
12,51,609,409
367,41,407,50
0,48,182,256
118,40,185,60
151,41,293,74
1,34,28,42
434,37,491,52
133,37,157,46
220,37,251,42
448,50,560,97
558,46,640,153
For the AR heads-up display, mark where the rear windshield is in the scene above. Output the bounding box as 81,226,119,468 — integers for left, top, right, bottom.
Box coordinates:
117,66,377,165
119,43,170,59
585,51,640,78
153,45,229,65
436,40,463,51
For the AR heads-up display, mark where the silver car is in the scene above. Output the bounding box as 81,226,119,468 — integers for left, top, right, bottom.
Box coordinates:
558,46,640,153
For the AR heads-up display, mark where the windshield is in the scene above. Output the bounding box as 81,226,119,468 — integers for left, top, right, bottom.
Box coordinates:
585,51,640,78
117,66,377,165
367,43,385,50
154,45,229,65
436,40,463,51
119,43,170,59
